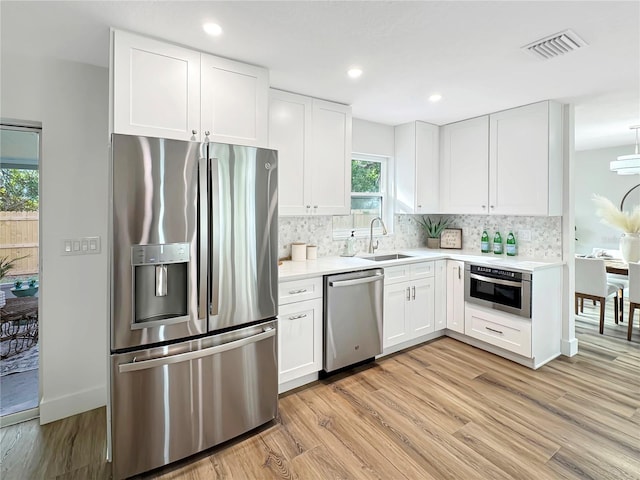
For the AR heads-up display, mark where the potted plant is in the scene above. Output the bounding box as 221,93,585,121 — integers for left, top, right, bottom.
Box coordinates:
417,216,451,248
0,255,28,307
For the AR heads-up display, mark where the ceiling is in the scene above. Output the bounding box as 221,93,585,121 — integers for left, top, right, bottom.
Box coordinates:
1,1,639,152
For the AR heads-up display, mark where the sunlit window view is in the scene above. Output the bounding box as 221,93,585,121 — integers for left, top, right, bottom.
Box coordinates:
333,155,389,235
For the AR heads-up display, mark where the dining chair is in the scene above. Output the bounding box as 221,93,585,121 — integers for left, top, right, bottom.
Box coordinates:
628,262,640,341
590,248,629,321
575,257,619,334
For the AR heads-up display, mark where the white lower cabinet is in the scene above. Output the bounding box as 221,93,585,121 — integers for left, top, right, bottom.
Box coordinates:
434,260,447,331
464,304,532,358
278,298,323,384
446,260,465,334
383,262,435,349
278,277,323,392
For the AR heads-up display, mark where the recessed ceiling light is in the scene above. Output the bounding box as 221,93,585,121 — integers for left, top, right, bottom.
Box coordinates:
429,94,442,102
203,23,223,36
347,68,363,79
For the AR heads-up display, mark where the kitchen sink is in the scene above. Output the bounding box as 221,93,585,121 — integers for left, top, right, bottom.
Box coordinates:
362,253,414,262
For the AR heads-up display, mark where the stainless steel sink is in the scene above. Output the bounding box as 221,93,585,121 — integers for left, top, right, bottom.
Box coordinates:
362,253,413,262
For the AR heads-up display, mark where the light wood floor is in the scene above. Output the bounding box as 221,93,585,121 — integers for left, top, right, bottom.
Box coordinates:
2,310,639,480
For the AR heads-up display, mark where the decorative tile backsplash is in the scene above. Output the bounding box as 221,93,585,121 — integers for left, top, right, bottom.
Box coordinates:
278,214,562,260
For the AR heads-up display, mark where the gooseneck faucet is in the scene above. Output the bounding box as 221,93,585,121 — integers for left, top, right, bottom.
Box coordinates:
368,217,388,254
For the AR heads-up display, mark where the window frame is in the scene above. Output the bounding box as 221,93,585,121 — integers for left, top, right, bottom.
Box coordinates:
332,152,394,239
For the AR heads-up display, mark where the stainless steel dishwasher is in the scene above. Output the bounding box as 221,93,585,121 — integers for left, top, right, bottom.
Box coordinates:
324,268,384,373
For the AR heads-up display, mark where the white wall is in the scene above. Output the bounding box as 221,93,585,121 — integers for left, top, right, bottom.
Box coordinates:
352,118,394,156
1,52,109,423
575,145,640,254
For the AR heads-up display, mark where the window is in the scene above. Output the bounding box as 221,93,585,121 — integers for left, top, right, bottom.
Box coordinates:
333,153,393,238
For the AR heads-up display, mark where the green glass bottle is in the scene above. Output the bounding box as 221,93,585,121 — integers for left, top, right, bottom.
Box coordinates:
493,231,503,254
506,231,516,256
481,230,490,253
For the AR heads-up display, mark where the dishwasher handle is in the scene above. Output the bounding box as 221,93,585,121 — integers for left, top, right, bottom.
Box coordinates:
329,273,384,288
118,328,276,373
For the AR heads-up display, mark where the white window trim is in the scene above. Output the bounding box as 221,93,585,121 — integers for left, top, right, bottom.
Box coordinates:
333,152,395,239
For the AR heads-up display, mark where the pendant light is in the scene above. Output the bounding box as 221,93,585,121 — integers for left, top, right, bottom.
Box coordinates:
610,125,640,175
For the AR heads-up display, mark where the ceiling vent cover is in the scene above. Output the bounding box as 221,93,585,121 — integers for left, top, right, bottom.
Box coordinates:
521,29,588,60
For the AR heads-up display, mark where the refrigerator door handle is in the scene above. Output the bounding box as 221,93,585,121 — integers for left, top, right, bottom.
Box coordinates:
209,155,220,318
198,156,208,320
118,327,276,373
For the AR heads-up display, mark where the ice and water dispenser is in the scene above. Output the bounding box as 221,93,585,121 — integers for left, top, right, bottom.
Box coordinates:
131,243,190,327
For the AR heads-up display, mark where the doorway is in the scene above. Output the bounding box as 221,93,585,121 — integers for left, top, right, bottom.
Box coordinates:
0,122,41,425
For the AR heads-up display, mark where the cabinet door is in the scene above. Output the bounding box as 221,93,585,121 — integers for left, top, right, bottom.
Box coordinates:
278,298,322,384
112,30,201,141
489,101,550,216
201,54,268,147
310,99,352,215
440,116,489,214
395,121,439,214
410,278,435,337
383,282,411,348
434,260,447,331
446,260,465,334
269,90,312,215
415,121,440,213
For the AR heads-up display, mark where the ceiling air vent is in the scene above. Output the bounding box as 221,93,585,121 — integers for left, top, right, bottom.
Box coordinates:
521,29,588,60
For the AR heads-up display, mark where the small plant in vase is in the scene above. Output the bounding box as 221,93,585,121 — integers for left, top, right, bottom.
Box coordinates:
593,194,640,263
417,216,451,249
13,280,23,290
28,278,37,288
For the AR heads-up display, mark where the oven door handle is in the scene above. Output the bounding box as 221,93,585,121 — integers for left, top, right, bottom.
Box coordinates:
118,328,276,373
469,273,523,288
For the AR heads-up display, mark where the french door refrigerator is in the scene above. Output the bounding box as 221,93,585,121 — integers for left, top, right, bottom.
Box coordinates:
108,134,278,479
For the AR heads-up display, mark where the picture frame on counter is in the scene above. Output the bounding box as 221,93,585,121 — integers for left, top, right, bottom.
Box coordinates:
440,228,463,249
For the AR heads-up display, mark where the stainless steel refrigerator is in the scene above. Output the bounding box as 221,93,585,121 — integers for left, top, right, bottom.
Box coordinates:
108,134,278,480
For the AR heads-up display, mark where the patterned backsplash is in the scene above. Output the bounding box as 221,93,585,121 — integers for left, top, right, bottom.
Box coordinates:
278,214,562,260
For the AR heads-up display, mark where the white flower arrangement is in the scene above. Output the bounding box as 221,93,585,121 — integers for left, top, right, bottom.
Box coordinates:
592,194,640,234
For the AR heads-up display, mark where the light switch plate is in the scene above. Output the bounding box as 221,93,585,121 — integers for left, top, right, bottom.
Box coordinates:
62,236,101,255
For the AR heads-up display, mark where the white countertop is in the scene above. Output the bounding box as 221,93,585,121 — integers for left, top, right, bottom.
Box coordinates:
278,248,564,281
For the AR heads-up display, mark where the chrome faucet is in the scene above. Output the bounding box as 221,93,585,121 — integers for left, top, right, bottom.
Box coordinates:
368,217,388,254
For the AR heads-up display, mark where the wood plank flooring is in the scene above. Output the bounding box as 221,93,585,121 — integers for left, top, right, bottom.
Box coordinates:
1,308,639,480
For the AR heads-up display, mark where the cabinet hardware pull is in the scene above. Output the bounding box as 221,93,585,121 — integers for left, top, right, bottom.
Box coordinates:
313,205,318,209
288,288,308,295
458,266,461,279
287,313,308,320
481,205,486,209
192,129,198,135
412,286,416,300
406,287,411,301
306,205,311,209
485,326,504,334
490,205,495,209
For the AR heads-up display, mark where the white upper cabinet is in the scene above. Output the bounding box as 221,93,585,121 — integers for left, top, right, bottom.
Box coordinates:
489,101,563,216
440,116,490,214
201,54,268,147
311,99,352,215
440,101,563,216
269,90,352,216
112,30,201,142
269,90,312,216
395,121,439,214
111,29,268,147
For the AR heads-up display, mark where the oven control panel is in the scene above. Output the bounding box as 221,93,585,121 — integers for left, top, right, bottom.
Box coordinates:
470,264,526,281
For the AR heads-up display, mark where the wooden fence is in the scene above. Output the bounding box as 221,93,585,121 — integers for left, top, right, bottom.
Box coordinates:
0,211,39,278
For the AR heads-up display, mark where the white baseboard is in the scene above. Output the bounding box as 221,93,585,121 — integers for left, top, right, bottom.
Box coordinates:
278,372,319,394
561,338,579,357
39,384,106,425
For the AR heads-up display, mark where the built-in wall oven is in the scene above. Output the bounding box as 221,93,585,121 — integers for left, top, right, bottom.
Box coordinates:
464,264,532,318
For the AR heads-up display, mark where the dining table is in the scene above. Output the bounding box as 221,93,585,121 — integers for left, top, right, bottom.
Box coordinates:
604,259,629,275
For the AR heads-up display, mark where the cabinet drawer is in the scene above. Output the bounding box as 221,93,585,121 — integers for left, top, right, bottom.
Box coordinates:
384,265,412,285
465,304,532,358
279,277,323,305
411,262,434,279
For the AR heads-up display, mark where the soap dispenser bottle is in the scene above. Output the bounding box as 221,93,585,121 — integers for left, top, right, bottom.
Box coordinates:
346,230,356,256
